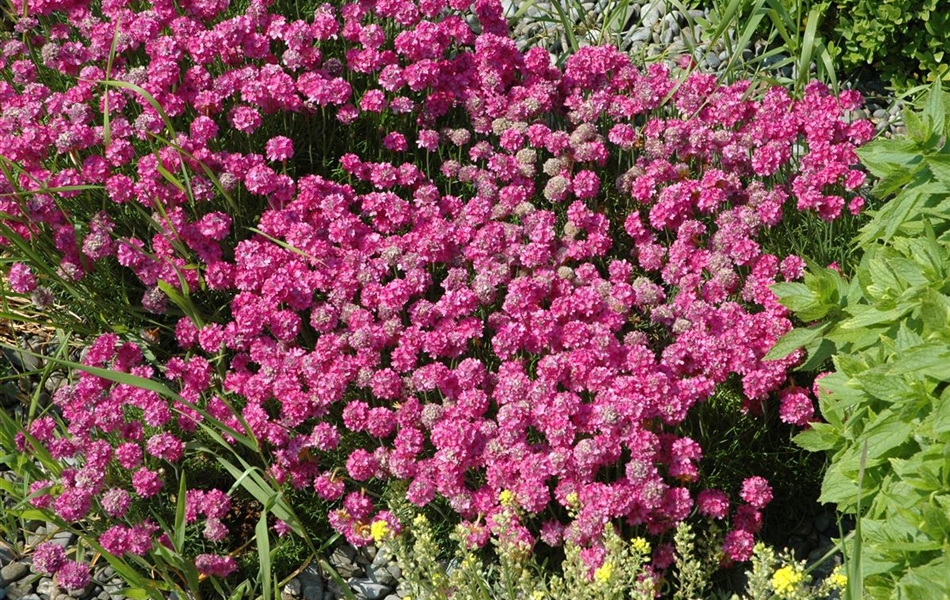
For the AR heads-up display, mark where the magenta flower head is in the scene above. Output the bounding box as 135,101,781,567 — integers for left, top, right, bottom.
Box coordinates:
55,560,91,591
7,263,36,293
32,542,66,575
722,528,755,562
740,476,773,509
195,554,238,577
265,136,294,162
696,489,730,520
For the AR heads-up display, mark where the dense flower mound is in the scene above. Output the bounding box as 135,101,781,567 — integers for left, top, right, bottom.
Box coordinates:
1,0,872,578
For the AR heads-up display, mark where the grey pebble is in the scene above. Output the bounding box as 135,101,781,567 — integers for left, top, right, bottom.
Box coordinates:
704,51,721,70
628,28,651,43
347,578,391,600
5,580,35,600
327,548,359,580
301,586,322,600
35,577,57,597
298,563,323,599
281,578,302,597
0,544,16,567
1,561,31,585
872,108,886,119
640,0,665,28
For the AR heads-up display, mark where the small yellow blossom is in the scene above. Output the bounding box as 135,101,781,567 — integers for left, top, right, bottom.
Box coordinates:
370,520,390,543
413,513,428,527
531,592,545,600
630,537,651,556
771,565,805,597
499,489,515,506
593,562,614,584
828,566,847,589
565,492,579,508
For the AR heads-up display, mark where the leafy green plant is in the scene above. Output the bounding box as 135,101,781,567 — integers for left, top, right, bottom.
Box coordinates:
769,82,950,599
830,0,950,89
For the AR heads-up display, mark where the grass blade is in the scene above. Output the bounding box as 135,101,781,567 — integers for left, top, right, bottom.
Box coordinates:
256,511,273,600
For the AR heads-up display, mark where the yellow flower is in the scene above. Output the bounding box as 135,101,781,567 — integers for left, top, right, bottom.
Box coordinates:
771,565,805,597
593,562,614,584
413,513,429,527
566,492,579,508
531,592,545,600
370,520,390,543
499,489,515,506
828,566,847,589
630,537,651,556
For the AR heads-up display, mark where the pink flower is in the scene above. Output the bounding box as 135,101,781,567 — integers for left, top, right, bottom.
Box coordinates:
779,387,815,426
722,529,755,562
101,488,131,518
383,132,408,152
54,560,90,591
131,468,163,498
265,136,294,161
228,105,262,134
740,476,773,509
7,263,36,293
696,489,729,520
32,542,66,574
195,554,238,577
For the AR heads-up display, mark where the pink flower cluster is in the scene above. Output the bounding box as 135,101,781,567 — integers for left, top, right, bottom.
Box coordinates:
2,0,870,572
32,542,90,592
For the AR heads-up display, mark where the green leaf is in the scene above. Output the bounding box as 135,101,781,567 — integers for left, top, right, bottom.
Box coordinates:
886,343,950,377
257,511,273,600
174,472,188,553
797,337,837,372
924,154,950,187
764,323,830,361
855,138,923,179
924,80,948,135
860,409,914,462
794,422,841,452
841,304,913,329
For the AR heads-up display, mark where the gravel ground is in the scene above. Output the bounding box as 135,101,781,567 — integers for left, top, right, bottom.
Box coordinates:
1,2,898,598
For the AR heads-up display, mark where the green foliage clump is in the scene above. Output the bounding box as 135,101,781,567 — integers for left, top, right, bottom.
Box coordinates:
830,0,950,88
771,83,950,599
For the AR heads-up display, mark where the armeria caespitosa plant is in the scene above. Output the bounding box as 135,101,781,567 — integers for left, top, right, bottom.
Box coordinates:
1,0,873,592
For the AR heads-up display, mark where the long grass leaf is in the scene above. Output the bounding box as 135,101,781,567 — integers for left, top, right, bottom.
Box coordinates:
256,512,273,600
174,471,188,553
796,5,821,91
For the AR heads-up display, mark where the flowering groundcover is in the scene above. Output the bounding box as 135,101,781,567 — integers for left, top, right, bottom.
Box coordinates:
0,0,873,591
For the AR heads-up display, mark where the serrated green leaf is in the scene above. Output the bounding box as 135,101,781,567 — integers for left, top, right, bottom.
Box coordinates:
771,282,821,314
860,410,914,462
904,106,929,142
841,303,913,329
794,422,841,452
924,153,950,187
886,343,950,377
924,80,948,135
856,137,923,179
797,337,837,372
764,323,830,361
